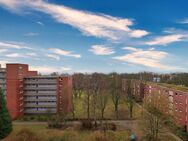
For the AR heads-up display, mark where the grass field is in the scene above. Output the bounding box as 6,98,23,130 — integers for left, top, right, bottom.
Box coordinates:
3,124,131,141
73,94,142,120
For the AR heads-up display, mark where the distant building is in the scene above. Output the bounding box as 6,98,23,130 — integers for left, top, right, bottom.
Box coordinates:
123,79,188,133
0,64,72,120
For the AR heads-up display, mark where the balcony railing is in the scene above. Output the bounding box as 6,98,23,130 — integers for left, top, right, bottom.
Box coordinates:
24,87,57,90
24,98,57,102
24,103,57,108
24,80,57,84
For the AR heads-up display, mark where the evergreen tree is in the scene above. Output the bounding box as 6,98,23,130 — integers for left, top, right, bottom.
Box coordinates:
0,89,12,139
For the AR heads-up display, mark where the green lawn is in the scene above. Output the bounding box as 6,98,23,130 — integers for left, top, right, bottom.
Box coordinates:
73,94,142,120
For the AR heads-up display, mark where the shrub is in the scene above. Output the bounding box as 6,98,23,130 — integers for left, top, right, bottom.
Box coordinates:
30,116,35,121
176,127,188,141
101,122,117,131
48,115,62,129
21,116,29,121
81,119,93,130
108,123,117,131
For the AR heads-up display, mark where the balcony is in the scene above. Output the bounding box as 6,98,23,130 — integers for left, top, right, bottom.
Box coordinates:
24,93,56,96
24,98,57,102
24,103,57,108
24,108,57,114
0,79,6,84
24,80,57,84
24,86,57,90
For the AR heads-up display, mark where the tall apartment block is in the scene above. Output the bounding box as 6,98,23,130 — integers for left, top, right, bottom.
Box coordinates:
127,80,188,133
0,64,72,120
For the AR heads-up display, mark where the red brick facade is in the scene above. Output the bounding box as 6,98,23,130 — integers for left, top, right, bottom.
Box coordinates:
3,63,72,120
130,80,188,132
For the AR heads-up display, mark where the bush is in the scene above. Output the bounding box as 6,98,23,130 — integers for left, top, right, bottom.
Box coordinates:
9,128,42,141
101,122,117,131
21,116,29,121
81,119,93,130
108,123,117,131
176,127,188,141
48,115,62,129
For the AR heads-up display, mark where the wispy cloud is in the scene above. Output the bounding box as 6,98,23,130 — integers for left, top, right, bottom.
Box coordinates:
5,52,38,58
49,48,81,58
89,45,115,55
113,47,180,70
46,54,60,60
5,53,26,58
0,0,149,40
24,32,39,37
178,18,188,24
0,49,8,53
30,66,72,74
36,21,44,26
0,41,31,49
145,34,185,46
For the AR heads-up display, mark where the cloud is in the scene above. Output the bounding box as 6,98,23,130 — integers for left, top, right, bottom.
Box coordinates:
46,54,60,60
113,47,179,70
0,49,8,53
0,41,31,49
5,53,27,58
36,21,44,26
26,52,37,57
129,30,149,38
122,47,142,52
145,34,185,46
30,66,72,74
49,48,81,58
178,18,188,24
0,0,149,40
89,45,115,55
24,32,39,36
5,52,38,58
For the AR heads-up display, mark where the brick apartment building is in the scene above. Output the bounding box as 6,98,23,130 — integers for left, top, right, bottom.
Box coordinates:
0,64,72,120
126,80,188,132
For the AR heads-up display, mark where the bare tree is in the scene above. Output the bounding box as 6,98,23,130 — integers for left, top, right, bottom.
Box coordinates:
73,73,84,98
83,74,93,119
124,79,134,119
141,92,169,141
110,73,122,119
90,73,103,125
97,75,109,120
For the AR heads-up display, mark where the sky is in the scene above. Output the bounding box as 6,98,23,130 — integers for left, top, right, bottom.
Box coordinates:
0,0,188,74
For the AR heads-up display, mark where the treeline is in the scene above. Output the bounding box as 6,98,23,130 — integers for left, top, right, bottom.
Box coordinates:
50,71,188,87
73,72,188,86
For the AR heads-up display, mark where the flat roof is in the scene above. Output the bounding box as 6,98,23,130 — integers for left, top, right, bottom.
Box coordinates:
146,81,188,93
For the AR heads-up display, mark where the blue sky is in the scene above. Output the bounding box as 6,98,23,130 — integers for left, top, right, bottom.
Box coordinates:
0,0,188,74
